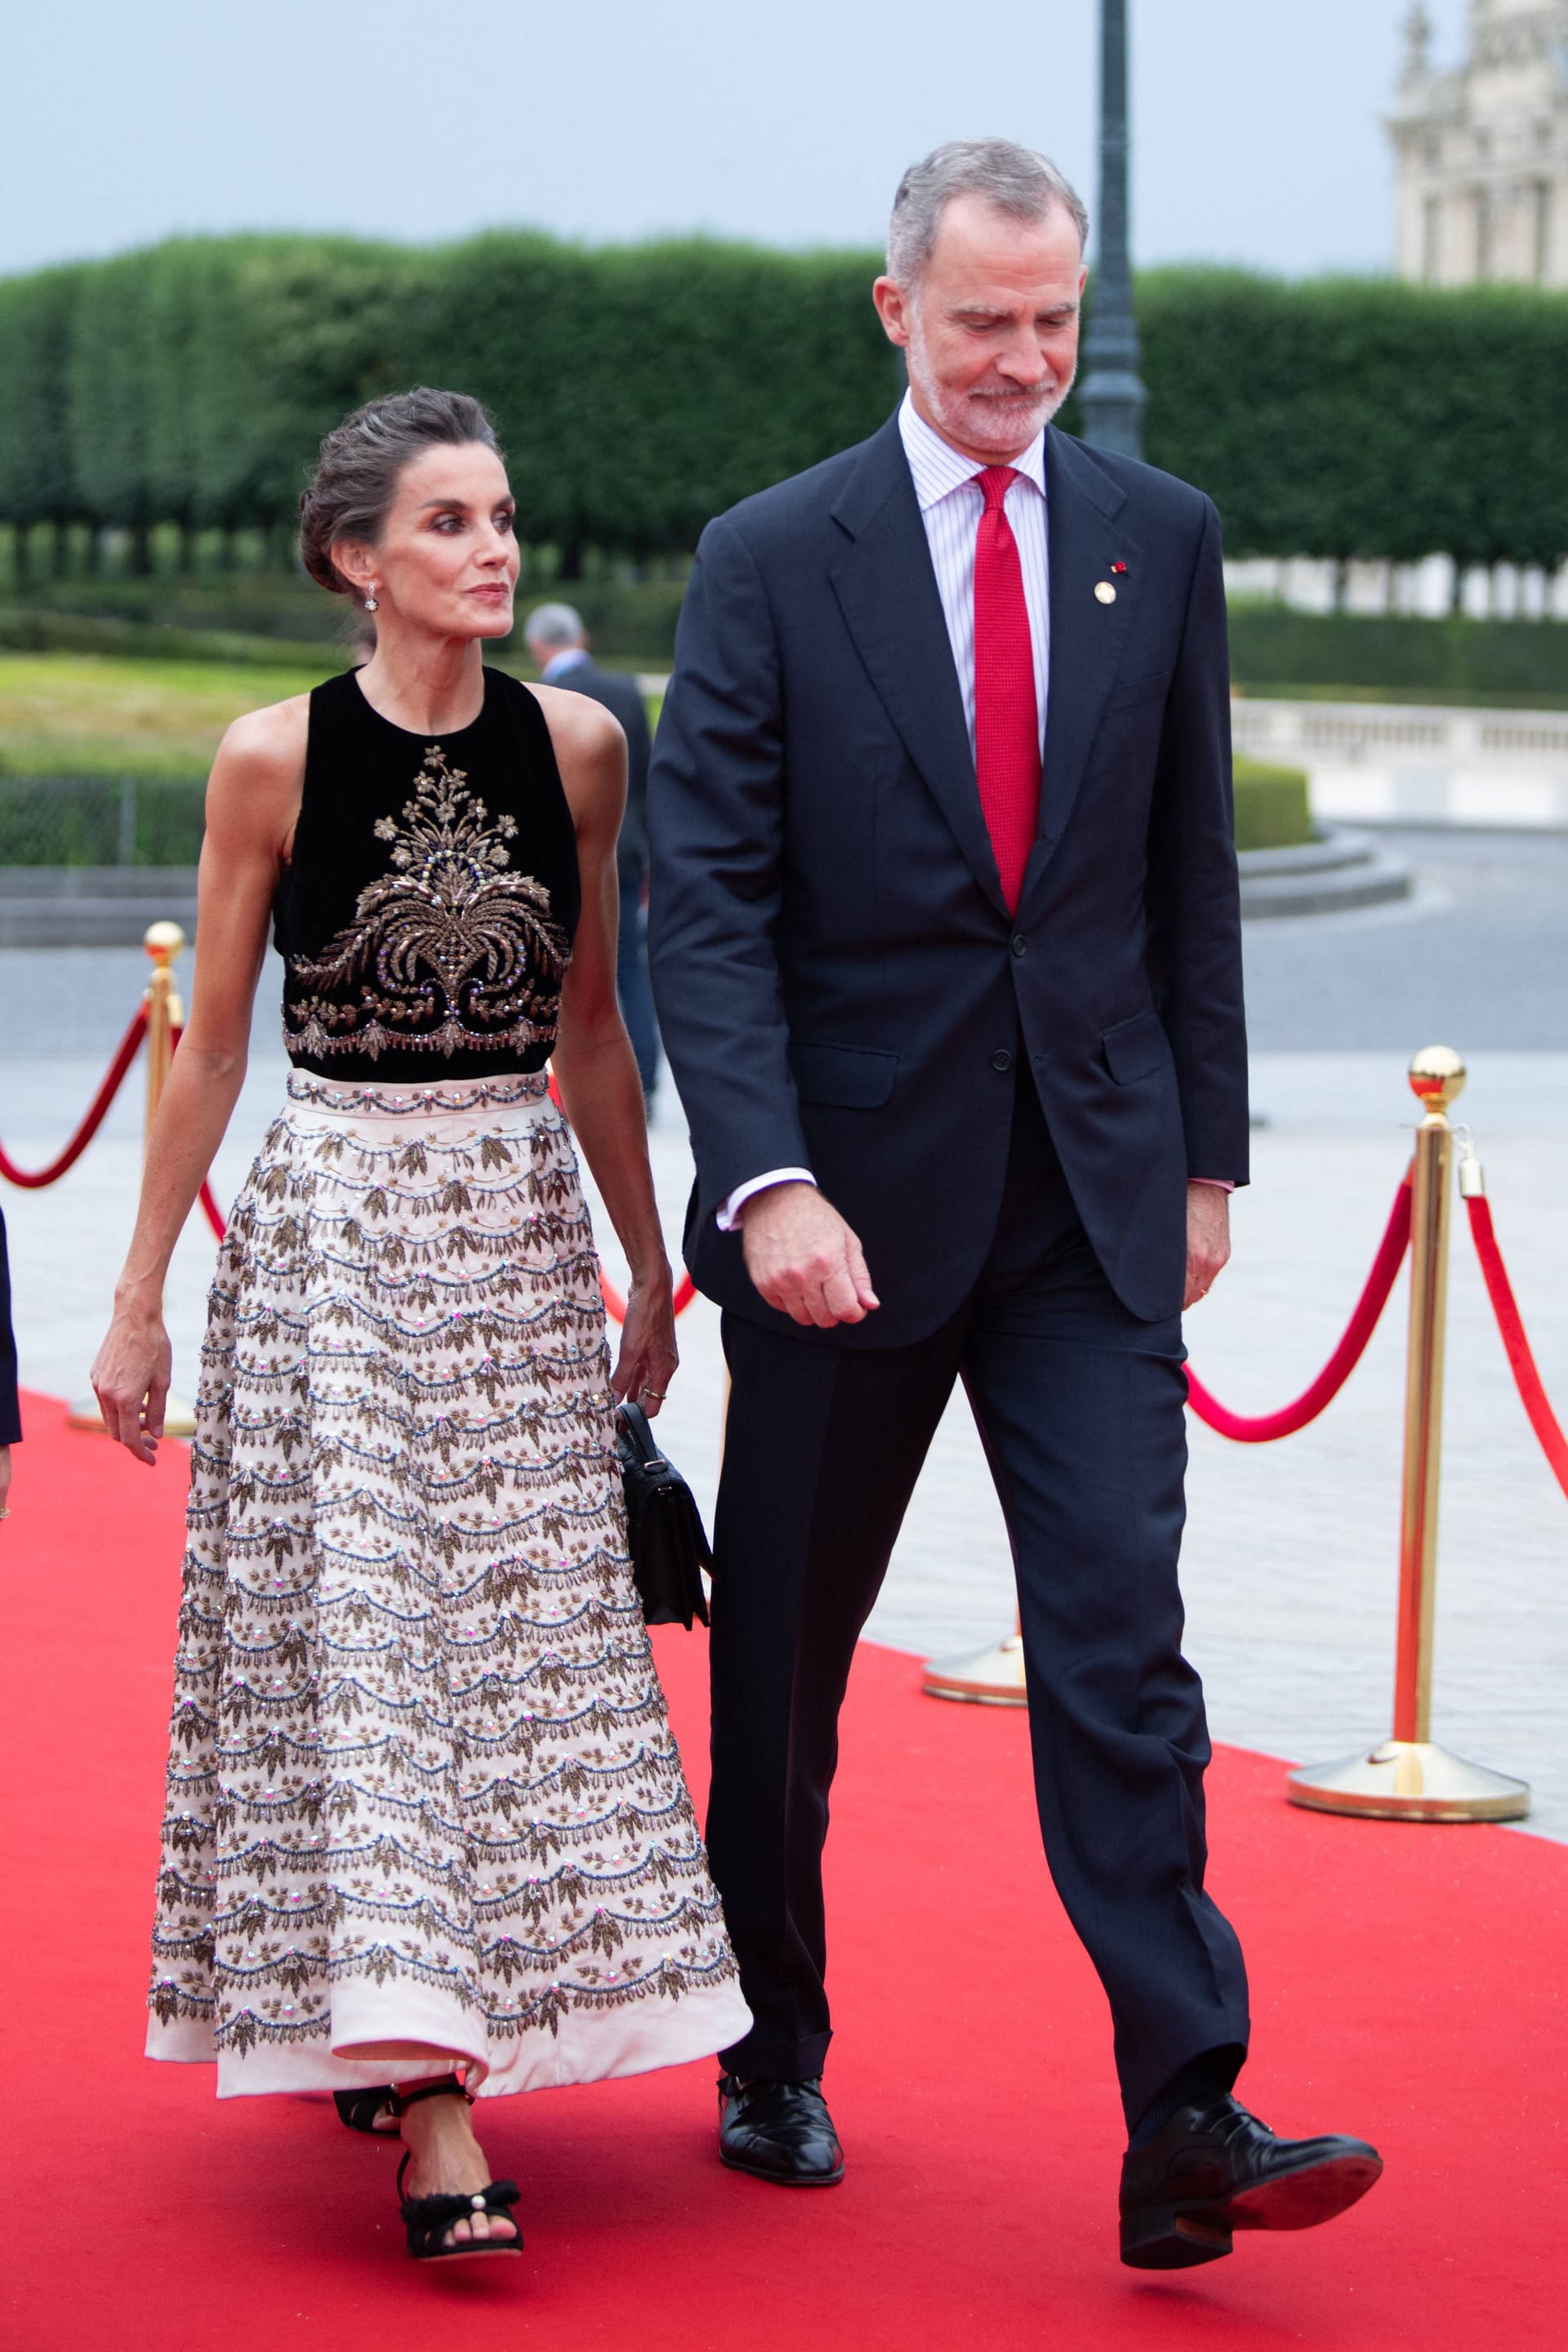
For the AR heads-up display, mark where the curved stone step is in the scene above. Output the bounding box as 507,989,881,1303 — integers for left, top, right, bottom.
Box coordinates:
1238,827,1412,920
1,828,1416,945
0,866,198,947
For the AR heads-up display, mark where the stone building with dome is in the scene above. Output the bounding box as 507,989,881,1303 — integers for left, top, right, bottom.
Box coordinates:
1391,2,1568,286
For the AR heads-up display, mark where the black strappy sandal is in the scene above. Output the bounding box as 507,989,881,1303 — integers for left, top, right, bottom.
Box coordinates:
392,2075,523,2263
333,2086,400,2137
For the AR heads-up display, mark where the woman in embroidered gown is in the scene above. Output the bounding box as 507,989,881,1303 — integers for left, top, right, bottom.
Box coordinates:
91,389,750,2261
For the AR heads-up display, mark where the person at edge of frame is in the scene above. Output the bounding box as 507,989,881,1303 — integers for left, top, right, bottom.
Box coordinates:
647,136,1384,2271
0,1204,19,1526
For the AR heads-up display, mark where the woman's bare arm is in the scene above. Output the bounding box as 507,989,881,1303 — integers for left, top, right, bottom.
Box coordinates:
91,697,307,1461
537,683,676,1413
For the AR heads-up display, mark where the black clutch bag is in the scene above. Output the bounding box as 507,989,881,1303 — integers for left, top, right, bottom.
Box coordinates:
615,1400,712,1629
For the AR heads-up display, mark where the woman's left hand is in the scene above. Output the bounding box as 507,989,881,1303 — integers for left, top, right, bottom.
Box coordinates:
612,1272,679,1418
0,1442,11,1526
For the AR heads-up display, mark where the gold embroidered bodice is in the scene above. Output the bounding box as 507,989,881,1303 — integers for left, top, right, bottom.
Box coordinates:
275,669,580,1080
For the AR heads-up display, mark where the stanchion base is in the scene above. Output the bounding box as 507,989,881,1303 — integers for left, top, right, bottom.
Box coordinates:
1287,1740,1530,1823
921,1631,1028,1707
68,1394,198,1440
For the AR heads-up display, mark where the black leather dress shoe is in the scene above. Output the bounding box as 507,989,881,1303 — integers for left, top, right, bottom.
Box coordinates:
717,2073,845,2186
1120,2096,1383,2269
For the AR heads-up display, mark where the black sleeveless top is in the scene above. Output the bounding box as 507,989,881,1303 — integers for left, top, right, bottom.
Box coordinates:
274,668,581,1080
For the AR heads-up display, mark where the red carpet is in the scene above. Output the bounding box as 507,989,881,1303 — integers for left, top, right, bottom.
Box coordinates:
2,1388,1563,2351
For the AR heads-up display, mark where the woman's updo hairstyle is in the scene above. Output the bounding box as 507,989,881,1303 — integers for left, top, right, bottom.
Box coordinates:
298,387,503,595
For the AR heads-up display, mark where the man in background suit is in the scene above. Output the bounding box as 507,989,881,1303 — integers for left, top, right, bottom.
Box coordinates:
648,140,1382,2268
524,602,660,1106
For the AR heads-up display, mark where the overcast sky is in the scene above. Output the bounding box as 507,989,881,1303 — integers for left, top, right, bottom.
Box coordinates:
5,0,1468,281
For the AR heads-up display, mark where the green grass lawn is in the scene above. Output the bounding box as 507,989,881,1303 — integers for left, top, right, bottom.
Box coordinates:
0,652,339,780
0,650,662,782
0,651,1299,857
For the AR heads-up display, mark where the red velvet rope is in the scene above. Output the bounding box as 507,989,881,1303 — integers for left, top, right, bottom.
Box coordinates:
541,1070,698,1324
162,1022,229,1243
0,1004,149,1188
599,1268,699,1325
1463,1192,1568,1502
1186,1174,1414,1441
0,1004,697,1307
198,1178,227,1243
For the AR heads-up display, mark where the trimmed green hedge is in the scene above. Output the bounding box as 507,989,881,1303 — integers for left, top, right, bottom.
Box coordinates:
0,570,694,661
0,775,207,865
4,235,1568,575
408,234,899,562
0,234,898,568
0,267,78,534
1133,270,1568,571
0,605,334,667
1232,759,1312,852
3,751,1312,866
1,572,344,640
1227,606,1568,702
13,580,1563,697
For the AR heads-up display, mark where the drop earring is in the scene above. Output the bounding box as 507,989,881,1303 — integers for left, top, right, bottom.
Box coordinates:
363,590,379,612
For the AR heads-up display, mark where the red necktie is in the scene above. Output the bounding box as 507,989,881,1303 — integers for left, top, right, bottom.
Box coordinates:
972,466,1040,913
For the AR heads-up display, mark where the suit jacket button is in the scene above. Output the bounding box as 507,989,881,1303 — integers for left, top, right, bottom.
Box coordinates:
1010,933,1028,958
991,1049,1014,1073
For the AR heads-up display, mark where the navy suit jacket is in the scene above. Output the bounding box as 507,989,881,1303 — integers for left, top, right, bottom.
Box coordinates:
648,412,1248,1345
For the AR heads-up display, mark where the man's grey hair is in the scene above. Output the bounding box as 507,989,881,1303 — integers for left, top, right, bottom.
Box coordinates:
887,138,1089,289
523,600,585,649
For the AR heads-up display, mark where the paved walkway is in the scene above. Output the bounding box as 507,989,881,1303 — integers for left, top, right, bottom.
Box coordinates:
3,827,1564,1840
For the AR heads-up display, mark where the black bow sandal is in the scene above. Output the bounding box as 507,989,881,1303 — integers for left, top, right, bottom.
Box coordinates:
398,2154,523,2261
332,2070,476,2143
392,2075,523,2263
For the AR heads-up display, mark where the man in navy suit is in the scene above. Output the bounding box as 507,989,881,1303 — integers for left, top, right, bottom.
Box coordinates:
649,140,1380,2266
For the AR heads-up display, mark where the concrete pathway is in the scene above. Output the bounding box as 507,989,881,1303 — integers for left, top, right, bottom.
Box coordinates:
3,827,1564,1842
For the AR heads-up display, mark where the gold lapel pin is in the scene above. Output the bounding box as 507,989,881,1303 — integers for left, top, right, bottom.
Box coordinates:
1094,581,1117,605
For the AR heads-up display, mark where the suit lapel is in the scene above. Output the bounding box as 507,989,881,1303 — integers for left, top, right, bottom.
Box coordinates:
829,418,1008,915
1019,430,1138,906
827,419,1143,918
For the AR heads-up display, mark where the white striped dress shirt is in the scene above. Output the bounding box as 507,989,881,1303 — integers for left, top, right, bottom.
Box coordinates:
897,390,1049,756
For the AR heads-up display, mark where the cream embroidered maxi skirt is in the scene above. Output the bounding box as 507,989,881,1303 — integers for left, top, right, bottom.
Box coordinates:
147,1071,750,2097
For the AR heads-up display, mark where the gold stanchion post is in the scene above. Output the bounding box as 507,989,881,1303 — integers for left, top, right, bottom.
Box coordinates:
1287,1047,1529,1822
141,919,185,1159
69,921,200,1438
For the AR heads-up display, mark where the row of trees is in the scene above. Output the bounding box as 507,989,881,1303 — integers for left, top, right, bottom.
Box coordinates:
2,233,1566,576
0,235,900,577
1136,269,1568,577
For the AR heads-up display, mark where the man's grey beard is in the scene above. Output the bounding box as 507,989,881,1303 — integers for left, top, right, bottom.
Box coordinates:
906,334,1073,452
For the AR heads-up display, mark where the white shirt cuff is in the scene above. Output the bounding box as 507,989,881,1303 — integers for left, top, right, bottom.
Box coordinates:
715,1169,817,1232
1189,1178,1236,1192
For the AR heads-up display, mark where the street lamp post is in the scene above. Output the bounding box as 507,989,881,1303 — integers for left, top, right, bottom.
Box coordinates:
1078,0,1147,458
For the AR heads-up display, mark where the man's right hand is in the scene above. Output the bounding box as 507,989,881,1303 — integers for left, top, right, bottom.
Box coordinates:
739,1182,880,1328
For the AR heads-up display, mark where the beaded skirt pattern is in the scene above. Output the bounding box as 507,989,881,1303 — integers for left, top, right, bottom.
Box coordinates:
146,1071,749,2097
